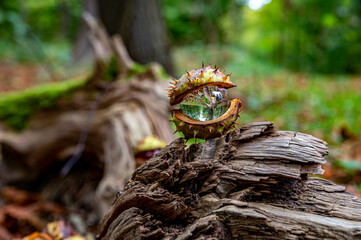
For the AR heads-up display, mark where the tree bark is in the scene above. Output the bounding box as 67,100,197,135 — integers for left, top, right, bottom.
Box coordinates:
74,0,174,75
98,122,361,239
113,0,174,74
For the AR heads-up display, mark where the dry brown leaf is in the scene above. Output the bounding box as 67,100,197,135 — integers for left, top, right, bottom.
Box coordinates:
5,204,44,229
22,221,87,240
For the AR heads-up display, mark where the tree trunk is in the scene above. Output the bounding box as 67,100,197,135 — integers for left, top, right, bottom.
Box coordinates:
74,0,174,75
98,0,174,75
98,122,361,239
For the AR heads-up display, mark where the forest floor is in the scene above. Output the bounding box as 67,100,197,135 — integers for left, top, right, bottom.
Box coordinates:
0,44,360,238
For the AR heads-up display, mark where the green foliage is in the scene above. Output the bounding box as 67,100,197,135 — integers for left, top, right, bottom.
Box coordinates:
239,0,361,73
0,0,81,63
103,57,120,81
127,62,149,78
239,73,361,144
334,160,361,172
0,77,87,131
4,0,82,40
174,44,361,145
103,57,163,81
162,0,361,74
2,0,360,74
173,44,280,78
161,0,241,44
126,62,169,80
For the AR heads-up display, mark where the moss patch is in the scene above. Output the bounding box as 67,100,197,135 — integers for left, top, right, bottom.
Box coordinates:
0,76,88,131
127,62,169,79
103,56,120,81
0,60,169,131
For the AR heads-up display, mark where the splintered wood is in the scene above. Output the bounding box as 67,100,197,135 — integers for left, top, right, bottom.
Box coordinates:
98,122,361,239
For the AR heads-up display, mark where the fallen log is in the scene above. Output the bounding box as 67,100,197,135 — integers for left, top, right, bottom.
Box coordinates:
0,13,174,219
98,122,361,239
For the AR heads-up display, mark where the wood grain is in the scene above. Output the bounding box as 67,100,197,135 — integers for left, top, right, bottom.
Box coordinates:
98,122,361,239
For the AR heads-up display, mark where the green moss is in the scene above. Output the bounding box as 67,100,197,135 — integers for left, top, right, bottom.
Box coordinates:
129,62,149,76
0,76,87,131
103,58,169,81
103,56,120,81
127,62,169,79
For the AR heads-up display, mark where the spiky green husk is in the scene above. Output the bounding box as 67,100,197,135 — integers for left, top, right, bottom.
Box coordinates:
168,63,242,140
167,63,235,106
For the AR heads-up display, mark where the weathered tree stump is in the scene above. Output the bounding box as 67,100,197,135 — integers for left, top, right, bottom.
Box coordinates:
98,122,361,239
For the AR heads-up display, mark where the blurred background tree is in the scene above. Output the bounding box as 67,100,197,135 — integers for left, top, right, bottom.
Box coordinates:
98,0,174,74
74,0,174,74
238,0,361,73
161,0,240,44
162,0,361,73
